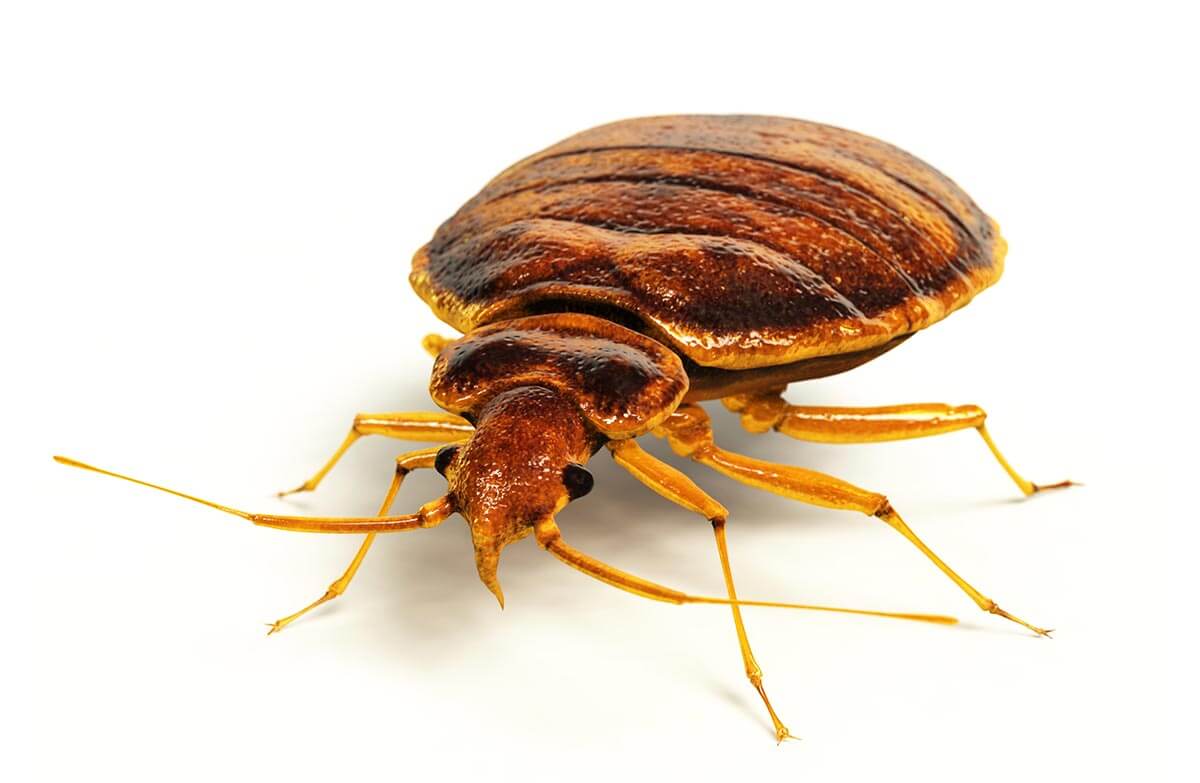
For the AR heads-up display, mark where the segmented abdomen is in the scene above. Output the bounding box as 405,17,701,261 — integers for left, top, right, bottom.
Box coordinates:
412,115,1004,370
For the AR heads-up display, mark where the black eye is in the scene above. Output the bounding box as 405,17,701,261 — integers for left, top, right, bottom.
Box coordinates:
434,444,460,477
562,463,594,500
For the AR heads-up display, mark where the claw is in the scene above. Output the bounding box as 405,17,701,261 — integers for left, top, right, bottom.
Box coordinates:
276,483,313,498
1029,479,1078,495
989,604,1053,637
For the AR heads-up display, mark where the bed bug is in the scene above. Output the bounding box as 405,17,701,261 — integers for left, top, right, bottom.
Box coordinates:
58,114,1073,742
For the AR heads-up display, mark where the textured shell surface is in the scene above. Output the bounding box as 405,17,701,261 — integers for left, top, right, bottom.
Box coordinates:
412,115,1005,370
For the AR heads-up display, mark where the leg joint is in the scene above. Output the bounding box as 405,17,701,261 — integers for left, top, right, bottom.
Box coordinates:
722,393,788,434
657,409,715,458
870,495,894,520
962,405,987,428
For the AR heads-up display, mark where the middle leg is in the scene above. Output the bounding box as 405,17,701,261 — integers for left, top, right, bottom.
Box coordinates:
278,411,473,497
609,438,792,741
656,405,1052,637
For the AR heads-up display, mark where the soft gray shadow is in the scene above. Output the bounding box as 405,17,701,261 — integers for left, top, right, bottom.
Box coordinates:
705,677,775,736
942,483,1081,511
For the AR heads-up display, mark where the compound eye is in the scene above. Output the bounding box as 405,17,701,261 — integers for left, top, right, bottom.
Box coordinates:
562,463,594,500
434,444,460,477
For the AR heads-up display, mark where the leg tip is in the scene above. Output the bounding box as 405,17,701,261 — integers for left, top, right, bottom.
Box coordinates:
1028,479,1078,495
989,604,1053,637
276,482,319,501
276,483,314,498
422,334,452,357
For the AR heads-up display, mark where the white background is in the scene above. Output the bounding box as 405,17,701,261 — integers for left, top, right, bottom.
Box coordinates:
5,2,1196,781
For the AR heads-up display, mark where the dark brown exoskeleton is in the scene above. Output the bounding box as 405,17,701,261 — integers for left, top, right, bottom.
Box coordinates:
59,115,1072,741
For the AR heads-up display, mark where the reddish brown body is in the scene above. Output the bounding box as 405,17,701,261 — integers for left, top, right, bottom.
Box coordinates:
430,313,688,438
413,114,1004,371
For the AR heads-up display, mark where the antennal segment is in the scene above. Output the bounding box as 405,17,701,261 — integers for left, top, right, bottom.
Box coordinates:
54,456,454,533
533,518,956,625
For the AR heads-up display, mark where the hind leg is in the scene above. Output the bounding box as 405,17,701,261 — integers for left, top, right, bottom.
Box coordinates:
723,390,1073,496
657,405,1052,637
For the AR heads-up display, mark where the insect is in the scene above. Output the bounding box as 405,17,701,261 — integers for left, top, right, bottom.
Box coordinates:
59,114,1072,742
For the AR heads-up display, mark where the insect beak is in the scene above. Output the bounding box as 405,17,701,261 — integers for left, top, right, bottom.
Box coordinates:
473,539,505,609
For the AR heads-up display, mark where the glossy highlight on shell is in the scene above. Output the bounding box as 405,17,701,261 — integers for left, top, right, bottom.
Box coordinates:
412,114,1006,370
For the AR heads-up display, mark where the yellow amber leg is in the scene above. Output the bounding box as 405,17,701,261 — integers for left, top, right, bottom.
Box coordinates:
722,393,1074,497
57,454,457,631
714,518,792,742
55,455,455,534
267,446,443,634
421,333,455,357
609,440,792,742
277,411,473,497
533,511,957,743
655,405,1052,637
533,517,956,619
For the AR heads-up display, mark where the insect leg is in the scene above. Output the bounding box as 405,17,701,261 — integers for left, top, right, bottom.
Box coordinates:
608,439,791,742
55,456,455,533
533,517,956,621
655,405,1052,637
267,445,451,634
723,391,1073,496
535,515,955,741
421,333,455,357
277,411,473,497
